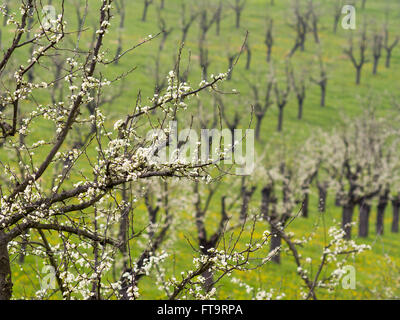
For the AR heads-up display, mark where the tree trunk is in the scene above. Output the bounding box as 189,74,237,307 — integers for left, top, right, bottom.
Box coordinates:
392,197,400,233
114,38,122,64
372,58,379,75
320,85,326,107
18,231,28,264
356,68,361,85
361,0,367,9
385,51,392,68
200,246,214,292
255,116,263,141
318,185,327,212
300,38,305,52
376,198,389,236
240,186,256,221
270,224,281,264
297,98,303,120
246,47,251,70
266,46,272,62
261,186,271,221
0,232,12,300
202,268,214,292
201,63,208,81
142,3,149,22
358,203,371,238
302,193,309,218
277,106,283,132
342,203,355,240
335,191,342,207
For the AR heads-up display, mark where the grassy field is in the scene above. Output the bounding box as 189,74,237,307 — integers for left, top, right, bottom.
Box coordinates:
3,0,400,299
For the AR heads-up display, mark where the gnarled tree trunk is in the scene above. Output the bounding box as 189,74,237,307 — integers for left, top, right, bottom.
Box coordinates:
0,232,12,300
376,191,389,236
335,191,342,207
202,267,214,293
342,203,355,240
200,244,215,292
392,195,400,233
358,202,371,238
302,193,309,218
261,186,272,220
320,84,326,107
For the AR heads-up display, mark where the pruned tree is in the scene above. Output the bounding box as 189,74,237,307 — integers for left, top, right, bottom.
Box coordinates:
191,175,258,292
0,0,250,300
193,181,229,292
247,70,274,141
333,0,343,34
344,26,369,85
149,9,174,102
328,111,397,239
358,201,371,238
392,193,400,233
1,0,9,27
288,0,310,58
273,63,291,132
157,8,174,52
310,50,328,107
383,17,399,69
118,180,173,300
114,0,126,64
229,0,246,29
372,30,383,75
314,130,345,214
376,187,390,236
260,154,305,264
308,0,320,44
199,3,220,42
198,3,220,80
215,94,241,144
215,1,223,36
279,223,370,300
361,0,367,10
296,135,323,218
317,180,329,212
288,63,307,120
239,177,257,221
199,42,211,81
179,2,198,44
264,17,274,62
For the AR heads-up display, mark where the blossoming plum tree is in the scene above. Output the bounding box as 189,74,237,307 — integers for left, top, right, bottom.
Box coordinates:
0,0,259,300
